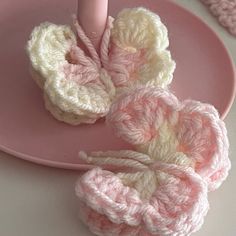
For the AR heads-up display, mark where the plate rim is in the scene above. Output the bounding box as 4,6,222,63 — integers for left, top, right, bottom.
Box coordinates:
171,0,236,120
1,0,235,170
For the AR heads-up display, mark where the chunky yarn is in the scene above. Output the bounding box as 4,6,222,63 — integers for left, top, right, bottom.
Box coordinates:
201,0,236,36
27,8,175,125
107,87,230,191
75,87,230,236
76,164,208,236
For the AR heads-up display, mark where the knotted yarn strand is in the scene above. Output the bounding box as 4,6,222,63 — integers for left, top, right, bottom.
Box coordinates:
27,7,176,125
75,87,230,236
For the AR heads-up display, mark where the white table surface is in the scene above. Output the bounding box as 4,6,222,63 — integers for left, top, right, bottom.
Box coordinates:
0,1,235,236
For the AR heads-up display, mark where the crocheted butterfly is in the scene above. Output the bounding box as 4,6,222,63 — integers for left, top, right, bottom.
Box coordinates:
27,8,175,125
75,87,230,236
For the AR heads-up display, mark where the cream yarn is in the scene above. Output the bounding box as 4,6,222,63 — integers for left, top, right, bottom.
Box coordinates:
27,8,176,125
75,87,230,236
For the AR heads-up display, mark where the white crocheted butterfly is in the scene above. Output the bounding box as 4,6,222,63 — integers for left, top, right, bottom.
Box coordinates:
27,8,175,125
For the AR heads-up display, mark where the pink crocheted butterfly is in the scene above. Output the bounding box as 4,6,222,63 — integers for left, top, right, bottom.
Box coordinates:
75,87,230,236
107,87,230,191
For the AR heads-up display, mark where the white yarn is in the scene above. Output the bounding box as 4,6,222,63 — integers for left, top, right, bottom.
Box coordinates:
27,8,176,125
27,22,76,83
29,65,44,89
137,122,195,167
110,8,175,88
27,23,114,125
79,150,151,171
79,149,195,201
139,50,175,88
44,93,103,125
112,8,169,52
44,70,113,124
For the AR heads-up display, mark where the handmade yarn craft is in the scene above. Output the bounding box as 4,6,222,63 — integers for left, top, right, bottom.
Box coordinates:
27,2,231,235
27,8,175,125
201,0,236,36
75,87,230,236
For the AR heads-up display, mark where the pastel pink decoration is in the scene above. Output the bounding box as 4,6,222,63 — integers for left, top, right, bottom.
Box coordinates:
107,87,230,191
76,164,208,236
201,0,236,36
63,16,114,87
75,87,230,235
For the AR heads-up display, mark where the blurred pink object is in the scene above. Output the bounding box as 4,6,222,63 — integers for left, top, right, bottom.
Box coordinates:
201,0,236,36
77,0,108,52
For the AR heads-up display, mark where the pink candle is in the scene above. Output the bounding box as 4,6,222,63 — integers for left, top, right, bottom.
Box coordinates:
77,0,108,53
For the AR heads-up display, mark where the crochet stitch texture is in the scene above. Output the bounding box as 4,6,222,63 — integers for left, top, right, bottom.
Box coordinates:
75,87,230,236
27,8,175,125
27,5,231,236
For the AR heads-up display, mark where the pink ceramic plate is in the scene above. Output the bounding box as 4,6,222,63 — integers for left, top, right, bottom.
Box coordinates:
0,0,235,170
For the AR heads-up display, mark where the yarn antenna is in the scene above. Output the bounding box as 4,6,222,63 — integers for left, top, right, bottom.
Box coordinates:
77,0,109,53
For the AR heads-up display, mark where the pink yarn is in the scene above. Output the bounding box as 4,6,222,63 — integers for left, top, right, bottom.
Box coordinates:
75,87,230,235
105,43,147,88
71,9,230,234
76,164,208,236
63,17,156,91
63,17,113,88
28,8,175,125
107,87,230,191
201,0,236,36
